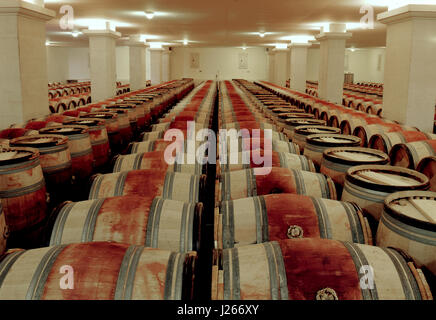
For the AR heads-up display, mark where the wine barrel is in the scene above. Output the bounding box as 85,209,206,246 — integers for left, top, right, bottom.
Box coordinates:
341,165,429,221
81,113,121,154
48,196,202,252
64,119,110,170
417,156,436,192
89,170,204,203
304,134,362,168
354,124,419,148
282,119,326,140
389,140,436,170
0,204,8,255
0,147,47,248
221,138,300,155
320,147,389,188
141,131,165,142
219,167,337,203
212,239,432,300
98,109,132,147
293,126,341,153
377,191,436,275
218,194,372,249
9,135,72,195
113,151,206,175
369,132,436,155
0,242,196,300
218,150,315,173
39,126,94,182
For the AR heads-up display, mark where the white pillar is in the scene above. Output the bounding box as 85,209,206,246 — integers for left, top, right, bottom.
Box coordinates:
83,28,121,102
273,49,289,87
162,49,171,83
0,1,55,128
378,5,436,132
316,24,352,104
290,44,311,93
150,49,163,85
267,50,275,83
128,36,146,91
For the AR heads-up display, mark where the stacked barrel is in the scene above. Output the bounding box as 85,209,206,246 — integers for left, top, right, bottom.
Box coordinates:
211,80,434,300
0,79,212,300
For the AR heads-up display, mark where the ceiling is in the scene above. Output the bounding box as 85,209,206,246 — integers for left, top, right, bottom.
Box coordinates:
44,0,393,48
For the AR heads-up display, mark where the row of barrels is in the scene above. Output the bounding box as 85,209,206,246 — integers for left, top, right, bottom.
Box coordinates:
0,79,225,300
48,81,91,99
0,79,195,249
305,83,383,116
209,79,434,300
259,81,436,192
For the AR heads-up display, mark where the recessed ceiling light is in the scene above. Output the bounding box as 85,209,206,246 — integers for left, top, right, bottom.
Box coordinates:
259,32,265,38
71,31,81,38
183,39,188,45
45,41,51,46
145,11,155,20
242,47,247,50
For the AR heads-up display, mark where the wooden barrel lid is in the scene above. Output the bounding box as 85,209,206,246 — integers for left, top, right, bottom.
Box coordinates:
286,119,326,127
306,134,361,147
278,113,314,121
294,126,341,137
346,165,429,193
0,146,39,166
10,134,68,148
99,109,128,116
82,112,118,120
106,104,136,110
64,119,104,128
323,147,389,166
384,191,436,231
40,125,88,136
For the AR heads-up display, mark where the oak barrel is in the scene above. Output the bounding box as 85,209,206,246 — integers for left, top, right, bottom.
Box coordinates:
48,196,202,252
377,191,436,275
304,134,361,167
417,156,436,192
341,165,429,221
0,147,47,248
389,140,436,170
40,125,94,182
218,194,372,249
293,126,341,152
0,242,197,300
219,167,337,203
212,239,432,300
89,170,204,203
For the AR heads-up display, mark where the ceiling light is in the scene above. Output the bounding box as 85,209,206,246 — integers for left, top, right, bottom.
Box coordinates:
350,47,356,52
71,31,81,38
242,47,247,50
259,32,265,38
45,41,51,46
145,11,155,20
288,35,315,44
183,39,188,45
275,43,288,49
149,42,163,49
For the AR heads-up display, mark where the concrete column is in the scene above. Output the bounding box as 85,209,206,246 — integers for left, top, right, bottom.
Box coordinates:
83,27,121,102
316,24,352,104
128,36,146,91
273,49,289,87
378,5,436,132
267,50,275,83
290,44,311,93
162,49,171,83
0,0,55,128
150,49,163,85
